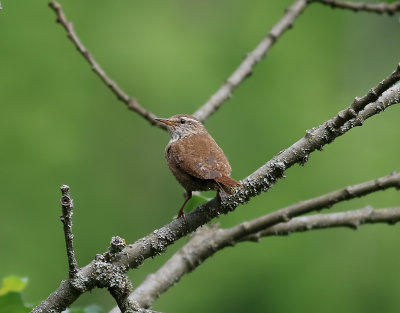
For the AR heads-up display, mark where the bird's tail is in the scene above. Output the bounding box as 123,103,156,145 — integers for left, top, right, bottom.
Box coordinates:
215,176,241,194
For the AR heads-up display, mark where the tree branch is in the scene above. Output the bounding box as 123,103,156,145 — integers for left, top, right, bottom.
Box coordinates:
120,172,400,310
310,0,400,15
59,184,79,279
193,0,309,122
32,61,400,313
253,206,400,237
331,66,400,130
48,1,166,130
226,66,400,211
126,206,400,310
109,286,164,313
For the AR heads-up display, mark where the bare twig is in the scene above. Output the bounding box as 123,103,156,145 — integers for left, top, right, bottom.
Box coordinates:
32,62,400,313
48,1,166,130
193,0,309,122
193,0,400,122
310,0,400,15
339,82,400,133
121,172,400,309
60,184,79,279
330,66,400,130
255,206,400,236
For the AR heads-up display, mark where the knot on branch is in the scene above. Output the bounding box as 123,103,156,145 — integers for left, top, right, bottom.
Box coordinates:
60,195,72,207
93,254,132,291
109,236,126,254
60,184,73,207
70,271,91,293
305,128,314,139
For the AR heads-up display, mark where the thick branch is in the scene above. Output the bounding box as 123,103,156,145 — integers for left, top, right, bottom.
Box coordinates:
32,62,400,313
60,184,78,279
193,0,309,122
122,172,400,309
48,1,166,130
311,0,400,15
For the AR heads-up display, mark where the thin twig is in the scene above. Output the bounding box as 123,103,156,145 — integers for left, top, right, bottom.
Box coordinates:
121,172,400,309
48,1,166,130
255,206,400,237
193,0,400,123
310,0,400,15
32,62,400,313
0,1,3,10
330,64,400,130
339,82,400,133
193,0,309,122
60,185,79,279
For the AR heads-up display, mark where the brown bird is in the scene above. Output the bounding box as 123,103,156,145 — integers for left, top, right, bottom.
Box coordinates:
156,114,241,218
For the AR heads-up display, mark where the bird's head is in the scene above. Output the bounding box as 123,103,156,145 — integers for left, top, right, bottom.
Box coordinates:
155,114,207,141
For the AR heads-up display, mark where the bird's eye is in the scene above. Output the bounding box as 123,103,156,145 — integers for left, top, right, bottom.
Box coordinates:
180,119,186,124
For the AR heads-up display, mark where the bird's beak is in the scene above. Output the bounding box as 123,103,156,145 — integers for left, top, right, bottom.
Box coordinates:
155,118,175,126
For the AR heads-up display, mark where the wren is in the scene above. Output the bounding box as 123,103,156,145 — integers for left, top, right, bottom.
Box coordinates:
156,114,241,218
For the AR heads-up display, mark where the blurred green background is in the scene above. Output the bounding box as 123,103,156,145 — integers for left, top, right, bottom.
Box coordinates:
1,0,400,312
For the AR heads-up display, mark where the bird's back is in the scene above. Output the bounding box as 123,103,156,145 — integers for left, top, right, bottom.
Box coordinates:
166,132,232,181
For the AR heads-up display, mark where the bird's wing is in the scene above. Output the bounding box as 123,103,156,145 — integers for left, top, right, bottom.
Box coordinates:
168,133,232,180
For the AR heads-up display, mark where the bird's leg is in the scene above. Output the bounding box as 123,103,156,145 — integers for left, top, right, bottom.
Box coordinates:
215,181,225,203
216,189,222,203
178,191,192,219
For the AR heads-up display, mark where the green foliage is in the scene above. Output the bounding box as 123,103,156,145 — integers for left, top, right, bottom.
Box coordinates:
0,277,28,296
0,276,30,313
0,277,104,313
0,292,31,313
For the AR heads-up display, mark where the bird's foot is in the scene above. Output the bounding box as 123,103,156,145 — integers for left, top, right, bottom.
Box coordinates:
177,209,186,222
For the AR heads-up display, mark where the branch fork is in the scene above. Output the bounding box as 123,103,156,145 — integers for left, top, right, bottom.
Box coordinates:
57,185,144,312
